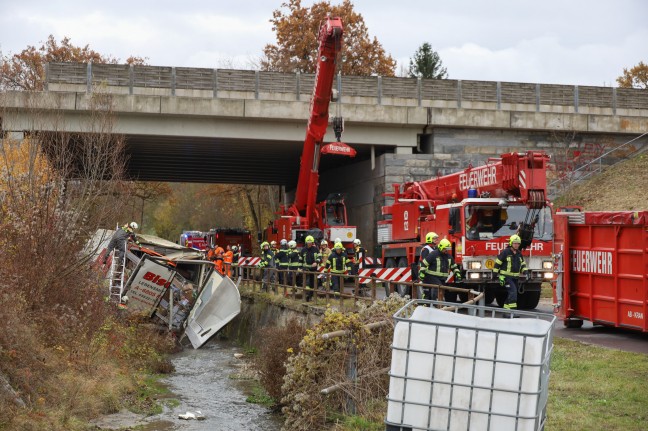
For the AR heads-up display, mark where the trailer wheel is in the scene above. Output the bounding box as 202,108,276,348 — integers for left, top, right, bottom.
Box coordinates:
517,289,541,310
564,319,584,329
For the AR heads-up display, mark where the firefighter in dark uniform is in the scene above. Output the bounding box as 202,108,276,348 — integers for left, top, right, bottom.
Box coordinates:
258,241,275,292
287,240,300,287
419,239,462,301
299,235,320,301
493,234,528,309
275,239,290,285
325,242,351,295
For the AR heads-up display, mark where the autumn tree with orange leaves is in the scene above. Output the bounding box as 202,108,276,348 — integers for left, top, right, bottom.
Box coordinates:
616,61,648,89
0,35,146,91
262,0,396,76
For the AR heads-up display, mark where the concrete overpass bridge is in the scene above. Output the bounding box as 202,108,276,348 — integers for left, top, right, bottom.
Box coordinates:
2,62,647,251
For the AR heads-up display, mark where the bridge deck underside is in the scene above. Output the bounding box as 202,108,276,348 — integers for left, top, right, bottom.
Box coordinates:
124,135,376,185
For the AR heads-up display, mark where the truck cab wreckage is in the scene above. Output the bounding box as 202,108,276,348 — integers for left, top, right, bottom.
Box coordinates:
91,229,241,348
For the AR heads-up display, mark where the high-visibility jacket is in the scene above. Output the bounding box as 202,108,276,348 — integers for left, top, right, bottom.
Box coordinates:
326,250,351,273
276,246,290,268
419,244,435,264
288,248,301,268
421,249,459,278
259,249,275,268
319,247,332,265
300,245,320,270
493,247,527,276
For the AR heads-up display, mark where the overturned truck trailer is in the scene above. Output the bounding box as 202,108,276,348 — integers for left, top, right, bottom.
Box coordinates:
553,210,648,332
122,255,241,348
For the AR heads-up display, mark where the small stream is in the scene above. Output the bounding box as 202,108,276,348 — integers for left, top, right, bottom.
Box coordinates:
142,338,283,431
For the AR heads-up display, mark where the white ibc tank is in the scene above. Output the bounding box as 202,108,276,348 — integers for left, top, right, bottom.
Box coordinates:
386,304,553,431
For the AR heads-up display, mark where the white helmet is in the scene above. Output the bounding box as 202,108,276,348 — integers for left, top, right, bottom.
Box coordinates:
270,240,277,247
232,246,238,252
334,237,341,243
288,240,296,248
280,239,287,245
320,239,328,246
129,221,139,230
353,239,361,246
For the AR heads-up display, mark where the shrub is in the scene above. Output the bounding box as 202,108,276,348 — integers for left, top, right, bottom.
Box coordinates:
254,318,307,406
281,294,408,430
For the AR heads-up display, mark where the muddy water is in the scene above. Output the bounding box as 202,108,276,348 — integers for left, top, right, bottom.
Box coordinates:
142,338,283,431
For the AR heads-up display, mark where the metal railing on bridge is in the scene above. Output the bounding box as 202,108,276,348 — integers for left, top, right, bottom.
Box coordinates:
44,62,648,113
234,263,482,309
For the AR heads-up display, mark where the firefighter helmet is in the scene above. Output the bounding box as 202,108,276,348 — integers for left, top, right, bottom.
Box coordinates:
270,240,277,247
288,240,296,248
128,221,138,230
334,242,344,250
305,235,314,243
321,239,328,246
232,246,238,252
353,239,361,246
438,239,452,252
280,239,287,246
509,234,522,245
261,241,269,248
425,232,439,244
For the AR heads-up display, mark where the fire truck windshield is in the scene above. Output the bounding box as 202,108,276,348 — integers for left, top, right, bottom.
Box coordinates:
465,205,552,241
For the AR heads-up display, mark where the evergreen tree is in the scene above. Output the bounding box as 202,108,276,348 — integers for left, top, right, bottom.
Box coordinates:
408,42,447,79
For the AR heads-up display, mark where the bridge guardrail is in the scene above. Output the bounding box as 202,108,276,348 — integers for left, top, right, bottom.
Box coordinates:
44,62,648,112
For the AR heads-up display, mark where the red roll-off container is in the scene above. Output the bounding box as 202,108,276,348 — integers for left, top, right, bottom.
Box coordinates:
553,210,648,331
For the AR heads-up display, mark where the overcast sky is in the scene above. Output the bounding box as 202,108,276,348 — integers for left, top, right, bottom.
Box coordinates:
1,0,646,86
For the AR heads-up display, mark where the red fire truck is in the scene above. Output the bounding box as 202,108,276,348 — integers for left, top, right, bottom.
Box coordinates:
264,15,357,248
180,231,206,250
205,228,253,257
378,151,555,309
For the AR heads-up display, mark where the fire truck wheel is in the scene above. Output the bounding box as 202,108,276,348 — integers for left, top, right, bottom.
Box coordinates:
517,289,541,310
495,291,508,308
484,289,496,305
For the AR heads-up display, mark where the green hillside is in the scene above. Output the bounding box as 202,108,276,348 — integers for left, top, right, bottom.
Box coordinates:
554,153,648,211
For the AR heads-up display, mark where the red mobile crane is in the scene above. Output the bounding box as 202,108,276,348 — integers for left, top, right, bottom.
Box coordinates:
378,151,554,309
265,15,357,246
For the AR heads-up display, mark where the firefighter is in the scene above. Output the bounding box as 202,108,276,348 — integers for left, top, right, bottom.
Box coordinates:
231,245,241,278
317,240,332,289
213,244,225,275
258,241,275,292
420,232,439,263
418,238,462,301
325,242,351,295
223,245,234,278
270,240,278,255
299,235,320,302
349,238,365,277
493,234,528,310
276,239,290,285
287,240,300,288
102,222,140,266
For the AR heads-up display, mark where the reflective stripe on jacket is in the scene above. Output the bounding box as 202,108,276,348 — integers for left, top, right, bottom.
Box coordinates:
493,247,527,276
421,249,457,277
326,251,351,273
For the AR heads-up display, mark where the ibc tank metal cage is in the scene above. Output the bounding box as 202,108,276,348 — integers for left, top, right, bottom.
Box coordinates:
385,300,556,431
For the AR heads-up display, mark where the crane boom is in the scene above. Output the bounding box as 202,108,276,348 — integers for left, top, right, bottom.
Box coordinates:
386,151,550,212
290,16,343,225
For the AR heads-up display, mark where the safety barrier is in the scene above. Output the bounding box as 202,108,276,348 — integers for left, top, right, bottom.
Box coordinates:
236,263,483,309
